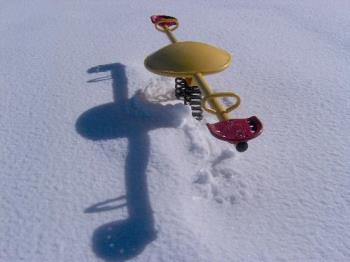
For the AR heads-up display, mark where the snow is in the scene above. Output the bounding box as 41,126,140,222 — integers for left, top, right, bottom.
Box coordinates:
1,0,350,261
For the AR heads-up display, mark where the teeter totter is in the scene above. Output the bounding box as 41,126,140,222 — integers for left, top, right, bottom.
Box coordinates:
144,15,263,152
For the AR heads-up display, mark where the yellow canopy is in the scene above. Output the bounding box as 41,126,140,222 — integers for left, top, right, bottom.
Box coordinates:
144,41,231,77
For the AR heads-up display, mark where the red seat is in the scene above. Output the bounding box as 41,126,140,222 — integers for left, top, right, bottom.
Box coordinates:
207,116,263,144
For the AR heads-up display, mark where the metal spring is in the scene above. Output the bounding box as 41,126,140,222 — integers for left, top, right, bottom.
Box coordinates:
175,77,186,99
175,78,203,120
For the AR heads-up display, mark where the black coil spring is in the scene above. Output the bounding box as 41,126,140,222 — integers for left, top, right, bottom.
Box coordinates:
175,78,203,120
175,78,186,99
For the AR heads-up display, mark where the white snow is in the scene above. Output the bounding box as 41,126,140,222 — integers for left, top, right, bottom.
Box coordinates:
1,0,350,261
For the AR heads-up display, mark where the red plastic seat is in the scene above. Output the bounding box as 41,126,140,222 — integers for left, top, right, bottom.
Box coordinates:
207,116,263,144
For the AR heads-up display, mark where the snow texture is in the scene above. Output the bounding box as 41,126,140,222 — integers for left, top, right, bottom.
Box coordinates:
1,0,350,261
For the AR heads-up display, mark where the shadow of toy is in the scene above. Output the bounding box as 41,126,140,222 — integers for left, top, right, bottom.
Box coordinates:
76,63,186,261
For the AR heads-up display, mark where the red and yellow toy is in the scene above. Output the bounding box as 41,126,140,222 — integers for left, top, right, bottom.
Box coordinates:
145,15,263,152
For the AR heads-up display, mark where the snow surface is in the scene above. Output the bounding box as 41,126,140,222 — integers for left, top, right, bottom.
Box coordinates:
1,0,350,261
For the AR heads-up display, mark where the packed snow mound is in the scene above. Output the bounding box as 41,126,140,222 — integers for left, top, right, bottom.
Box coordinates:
143,77,176,103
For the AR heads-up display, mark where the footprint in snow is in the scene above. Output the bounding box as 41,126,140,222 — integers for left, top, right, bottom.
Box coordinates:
193,149,249,205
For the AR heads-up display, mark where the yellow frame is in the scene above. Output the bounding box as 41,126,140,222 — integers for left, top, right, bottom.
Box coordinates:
151,17,241,121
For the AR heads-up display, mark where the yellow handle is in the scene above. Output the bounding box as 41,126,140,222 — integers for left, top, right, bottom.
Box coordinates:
154,18,179,32
202,92,241,115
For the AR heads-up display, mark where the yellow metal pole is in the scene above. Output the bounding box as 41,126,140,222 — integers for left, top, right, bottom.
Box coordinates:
163,27,178,43
162,28,230,121
193,73,230,121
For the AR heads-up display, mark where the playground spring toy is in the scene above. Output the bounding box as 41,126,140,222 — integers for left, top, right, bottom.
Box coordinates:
144,15,263,152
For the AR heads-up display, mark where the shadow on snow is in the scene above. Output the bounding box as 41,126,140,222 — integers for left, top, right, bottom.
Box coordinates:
76,63,185,261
